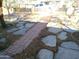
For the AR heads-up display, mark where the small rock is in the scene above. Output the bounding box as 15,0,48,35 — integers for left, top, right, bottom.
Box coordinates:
57,32,67,40
37,49,54,59
48,27,62,34
0,55,13,59
61,42,79,50
55,47,79,59
42,35,56,47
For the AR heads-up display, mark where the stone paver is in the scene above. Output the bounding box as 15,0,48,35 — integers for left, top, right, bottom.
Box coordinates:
24,23,35,28
13,28,27,35
48,27,62,34
16,22,24,27
64,28,76,33
42,35,56,47
57,31,68,40
61,42,79,50
37,49,54,59
65,26,78,33
55,47,79,59
7,28,19,33
18,26,25,30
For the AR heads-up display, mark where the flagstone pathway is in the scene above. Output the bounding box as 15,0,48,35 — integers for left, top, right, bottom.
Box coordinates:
1,0,79,59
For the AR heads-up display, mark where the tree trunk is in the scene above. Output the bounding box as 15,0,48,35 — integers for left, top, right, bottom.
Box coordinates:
0,0,7,28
